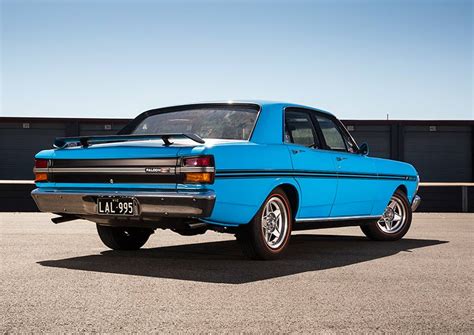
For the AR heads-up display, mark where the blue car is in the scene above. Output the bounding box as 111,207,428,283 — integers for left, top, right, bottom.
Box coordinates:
32,101,421,259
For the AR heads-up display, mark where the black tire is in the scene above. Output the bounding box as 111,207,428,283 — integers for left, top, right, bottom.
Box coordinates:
361,189,412,241
236,188,293,260
96,224,153,250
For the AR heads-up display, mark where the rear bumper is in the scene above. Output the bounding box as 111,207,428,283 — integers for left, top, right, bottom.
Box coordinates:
411,195,421,212
31,188,215,218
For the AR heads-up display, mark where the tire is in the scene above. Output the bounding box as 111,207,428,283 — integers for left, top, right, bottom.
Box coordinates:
96,224,153,250
361,189,412,241
236,188,293,260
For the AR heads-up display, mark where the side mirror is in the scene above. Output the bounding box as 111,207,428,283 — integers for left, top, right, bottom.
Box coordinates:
358,142,369,156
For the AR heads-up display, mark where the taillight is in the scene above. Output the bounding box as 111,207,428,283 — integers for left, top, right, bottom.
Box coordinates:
183,156,212,167
184,172,213,183
34,159,49,182
35,159,48,169
182,155,214,184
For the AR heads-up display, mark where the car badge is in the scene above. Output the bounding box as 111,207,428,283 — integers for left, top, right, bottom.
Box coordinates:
145,167,170,174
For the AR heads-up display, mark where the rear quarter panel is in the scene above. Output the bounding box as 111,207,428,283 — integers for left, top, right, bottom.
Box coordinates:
177,142,299,225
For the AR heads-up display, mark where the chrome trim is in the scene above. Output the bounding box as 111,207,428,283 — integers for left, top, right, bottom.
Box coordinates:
49,167,177,175
295,215,381,223
52,158,178,167
31,188,215,218
35,161,216,175
411,195,421,212
179,167,215,173
35,166,216,178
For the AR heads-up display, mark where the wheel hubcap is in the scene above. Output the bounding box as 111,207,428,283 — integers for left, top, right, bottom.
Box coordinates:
377,196,406,233
262,196,288,249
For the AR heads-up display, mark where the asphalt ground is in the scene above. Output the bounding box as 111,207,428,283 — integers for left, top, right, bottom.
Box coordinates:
1,213,472,333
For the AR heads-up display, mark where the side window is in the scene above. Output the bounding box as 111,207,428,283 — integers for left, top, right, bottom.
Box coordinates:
341,130,358,153
285,110,320,148
315,115,347,151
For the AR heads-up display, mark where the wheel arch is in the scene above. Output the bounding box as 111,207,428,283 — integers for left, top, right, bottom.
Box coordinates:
207,177,301,226
276,183,300,219
395,184,408,196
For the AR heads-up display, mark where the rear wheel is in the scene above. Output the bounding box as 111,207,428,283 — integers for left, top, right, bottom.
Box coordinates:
96,224,153,250
361,190,412,241
236,188,292,260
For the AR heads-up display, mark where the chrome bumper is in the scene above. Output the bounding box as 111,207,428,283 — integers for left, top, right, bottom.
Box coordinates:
31,188,215,218
411,195,421,212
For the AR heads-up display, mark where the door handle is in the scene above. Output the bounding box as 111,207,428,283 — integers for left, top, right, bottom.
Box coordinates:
336,157,347,161
292,149,306,154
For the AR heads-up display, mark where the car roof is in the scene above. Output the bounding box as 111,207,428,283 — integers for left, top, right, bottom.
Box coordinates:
149,100,336,118
121,100,337,141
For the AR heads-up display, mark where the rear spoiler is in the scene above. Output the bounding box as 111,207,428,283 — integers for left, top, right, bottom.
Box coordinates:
53,133,205,149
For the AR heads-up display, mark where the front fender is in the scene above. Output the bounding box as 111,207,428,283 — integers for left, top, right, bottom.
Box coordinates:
370,158,419,215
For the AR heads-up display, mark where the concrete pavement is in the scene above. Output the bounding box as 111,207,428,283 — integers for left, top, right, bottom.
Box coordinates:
1,213,472,333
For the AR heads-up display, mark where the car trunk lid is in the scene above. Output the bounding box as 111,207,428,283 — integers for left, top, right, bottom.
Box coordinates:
38,139,201,189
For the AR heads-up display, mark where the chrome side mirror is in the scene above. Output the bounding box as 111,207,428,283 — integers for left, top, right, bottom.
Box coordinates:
358,142,369,156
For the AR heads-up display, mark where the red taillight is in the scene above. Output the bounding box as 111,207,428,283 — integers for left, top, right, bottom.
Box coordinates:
35,159,48,168
34,159,48,182
182,156,214,184
183,156,212,167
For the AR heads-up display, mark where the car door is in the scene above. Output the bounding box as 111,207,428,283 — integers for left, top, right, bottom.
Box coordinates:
284,108,338,219
313,113,377,217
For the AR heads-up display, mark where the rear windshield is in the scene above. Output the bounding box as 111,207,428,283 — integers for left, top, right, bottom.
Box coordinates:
130,106,259,140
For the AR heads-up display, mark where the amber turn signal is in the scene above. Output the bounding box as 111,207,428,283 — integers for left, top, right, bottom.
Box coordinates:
184,172,213,184
35,172,48,182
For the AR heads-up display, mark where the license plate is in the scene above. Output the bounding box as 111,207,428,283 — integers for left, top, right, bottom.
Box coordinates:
97,197,138,216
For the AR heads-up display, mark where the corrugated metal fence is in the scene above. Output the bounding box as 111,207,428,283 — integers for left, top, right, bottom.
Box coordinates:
1,117,472,212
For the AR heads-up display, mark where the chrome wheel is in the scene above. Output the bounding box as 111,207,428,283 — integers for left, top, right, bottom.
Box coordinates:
261,196,288,249
377,195,406,234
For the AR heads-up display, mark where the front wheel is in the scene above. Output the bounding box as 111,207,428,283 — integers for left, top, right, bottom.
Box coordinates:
361,190,412,241
96,224,153,250
236,188,292,260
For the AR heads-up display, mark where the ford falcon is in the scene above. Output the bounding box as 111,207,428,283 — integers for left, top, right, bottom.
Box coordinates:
32,101,421,259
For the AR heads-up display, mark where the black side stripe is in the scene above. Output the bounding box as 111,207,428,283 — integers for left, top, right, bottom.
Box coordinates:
215,170,417,181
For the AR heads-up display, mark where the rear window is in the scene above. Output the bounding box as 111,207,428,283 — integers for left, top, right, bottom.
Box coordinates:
130,106,259,140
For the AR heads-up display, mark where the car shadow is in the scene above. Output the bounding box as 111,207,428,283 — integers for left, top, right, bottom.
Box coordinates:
38,235,447,284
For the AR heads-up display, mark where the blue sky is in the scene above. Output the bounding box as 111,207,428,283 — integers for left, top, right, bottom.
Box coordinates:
1,0,472,120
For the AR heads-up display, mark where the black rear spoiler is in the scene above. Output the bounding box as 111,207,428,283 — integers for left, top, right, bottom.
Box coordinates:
53,133,205,149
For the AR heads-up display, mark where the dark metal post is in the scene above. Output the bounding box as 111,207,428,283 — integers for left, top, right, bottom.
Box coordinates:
390,123,399,160
397,122,404,161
